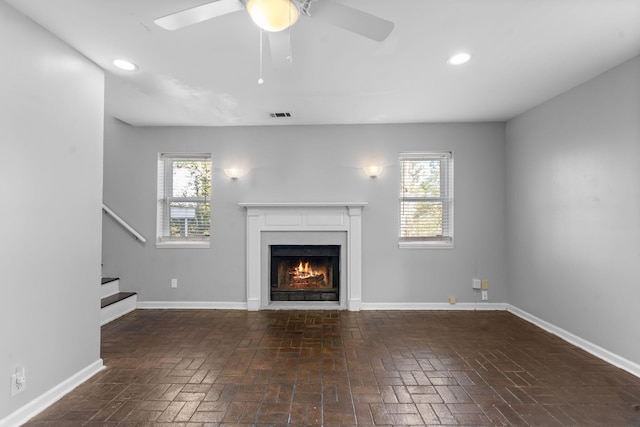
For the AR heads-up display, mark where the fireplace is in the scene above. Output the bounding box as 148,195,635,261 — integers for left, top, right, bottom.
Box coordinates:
240,202,365,310
270,245,340,302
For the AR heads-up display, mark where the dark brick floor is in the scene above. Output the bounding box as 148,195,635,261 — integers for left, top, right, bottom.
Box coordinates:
25,310,640,426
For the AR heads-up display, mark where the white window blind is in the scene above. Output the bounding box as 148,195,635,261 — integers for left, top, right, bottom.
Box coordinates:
157,153,211,248
399,152,454,248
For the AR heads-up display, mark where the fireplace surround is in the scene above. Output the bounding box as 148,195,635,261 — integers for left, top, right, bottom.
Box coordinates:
240,202,365,310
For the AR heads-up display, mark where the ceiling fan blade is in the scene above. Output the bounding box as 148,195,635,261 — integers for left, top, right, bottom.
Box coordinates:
268,30,294,71
154,0,244,31
308,0,394,42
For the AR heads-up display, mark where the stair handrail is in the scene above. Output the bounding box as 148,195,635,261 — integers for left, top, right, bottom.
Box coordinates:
102,203,146,243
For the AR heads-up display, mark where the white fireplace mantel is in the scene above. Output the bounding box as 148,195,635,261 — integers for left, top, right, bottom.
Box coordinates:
240,202,366,311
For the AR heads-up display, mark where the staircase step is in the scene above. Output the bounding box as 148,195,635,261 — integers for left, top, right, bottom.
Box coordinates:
100,291,137,326
101,277,120,299
101,291,136,309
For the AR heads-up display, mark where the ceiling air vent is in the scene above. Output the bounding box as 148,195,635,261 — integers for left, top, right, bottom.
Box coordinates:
269,112,292,118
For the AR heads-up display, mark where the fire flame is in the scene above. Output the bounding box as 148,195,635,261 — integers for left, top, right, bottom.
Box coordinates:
295,261,317,279
282,258,328,289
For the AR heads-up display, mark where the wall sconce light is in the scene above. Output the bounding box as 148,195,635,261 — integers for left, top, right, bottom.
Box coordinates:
224,167,244,180
363,165,383,178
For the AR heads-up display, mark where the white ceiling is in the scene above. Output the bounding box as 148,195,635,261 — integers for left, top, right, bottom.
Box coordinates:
7,0,640,126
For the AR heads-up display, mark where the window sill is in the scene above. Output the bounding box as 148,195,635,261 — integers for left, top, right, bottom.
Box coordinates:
156,241,210,249
399,240,453,249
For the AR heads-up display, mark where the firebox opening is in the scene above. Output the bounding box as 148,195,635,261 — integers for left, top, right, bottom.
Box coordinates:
270,245,340,302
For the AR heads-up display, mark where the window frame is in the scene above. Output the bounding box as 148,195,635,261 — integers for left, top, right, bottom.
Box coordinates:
156,153,212,249
398,151,454,249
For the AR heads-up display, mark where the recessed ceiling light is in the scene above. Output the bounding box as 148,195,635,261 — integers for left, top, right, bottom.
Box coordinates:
448,52,471,65
113,59,138,71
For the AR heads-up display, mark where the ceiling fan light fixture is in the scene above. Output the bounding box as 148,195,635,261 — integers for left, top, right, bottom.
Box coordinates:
247,0,299,32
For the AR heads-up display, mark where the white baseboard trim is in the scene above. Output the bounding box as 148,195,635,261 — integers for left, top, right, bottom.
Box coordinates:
358,302,639,378
247,298,260,311
138,301,510,312
137,301,248,310
507,304,640,379
0,359,104,427
360,302,508,311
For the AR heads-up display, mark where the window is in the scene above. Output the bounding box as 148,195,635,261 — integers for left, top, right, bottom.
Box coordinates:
399,152,453,248
157,153,211,248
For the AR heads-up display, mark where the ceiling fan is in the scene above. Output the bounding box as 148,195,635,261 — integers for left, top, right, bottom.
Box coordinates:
154,0,394,42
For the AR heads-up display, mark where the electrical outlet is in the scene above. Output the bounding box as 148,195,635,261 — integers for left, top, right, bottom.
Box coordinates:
171,278,178,288
481,280,489,290
472,279,481,289
481,290,488,301
10,366,26,397
448,296,457,304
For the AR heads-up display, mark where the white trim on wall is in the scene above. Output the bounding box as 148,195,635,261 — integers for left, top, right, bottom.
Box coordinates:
507,305,640,379
137,301,248,310
0,360,104,427
361,302,640,378
361,302,508,311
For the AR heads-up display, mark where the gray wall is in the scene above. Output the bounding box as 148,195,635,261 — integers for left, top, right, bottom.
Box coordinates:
506,56,640,364
0,1,104,419
102,120,507,306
